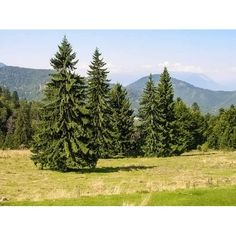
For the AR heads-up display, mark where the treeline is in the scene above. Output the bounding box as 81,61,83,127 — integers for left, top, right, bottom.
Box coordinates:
1,37,236,171
0,86,42,148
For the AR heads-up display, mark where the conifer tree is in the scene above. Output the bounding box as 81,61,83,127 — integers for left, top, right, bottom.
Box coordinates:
13,100,32,148
208,105,236,149
139,74,159,156
174,97,194,153
155,67,177,157
32,36,96,171
188,102,205,149
12,91,20,108
87,48,113,158
109,83,134,156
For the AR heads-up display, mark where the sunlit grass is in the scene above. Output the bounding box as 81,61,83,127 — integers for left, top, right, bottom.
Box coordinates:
0,149,236,205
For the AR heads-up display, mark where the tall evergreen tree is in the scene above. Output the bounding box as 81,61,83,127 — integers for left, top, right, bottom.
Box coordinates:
174,97,192,153
139,74,159,156
155,67,177,157
207,105,236,149
188,102,206,149
12,91,20,108
109,83,134,156
13,100,32,148
32,36,96,171
87,48,113,158
174,98,206,153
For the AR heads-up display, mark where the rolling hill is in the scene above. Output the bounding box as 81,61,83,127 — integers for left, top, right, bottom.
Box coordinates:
126,74,236,113
0,62,6,68
1,64,236,113
0,65,53,100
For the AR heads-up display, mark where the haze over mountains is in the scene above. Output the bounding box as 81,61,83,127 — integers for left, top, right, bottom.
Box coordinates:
1,63,236,113
0,62,6,68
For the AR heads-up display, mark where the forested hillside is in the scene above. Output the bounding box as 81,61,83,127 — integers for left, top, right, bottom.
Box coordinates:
126,74,236,113
1,65,236,113
0,65,52,100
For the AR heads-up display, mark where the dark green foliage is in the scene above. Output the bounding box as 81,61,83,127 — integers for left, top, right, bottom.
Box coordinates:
13,101,32,148
12,91,20,108
174,98,206,152
139,74,159,156
188,102,206,149
155,68,178,157
109,83,134,156
0,87,15,147
174,98,193,153
0,87,34,149
87,48,113,158
32,37,97,171
207,105,236,150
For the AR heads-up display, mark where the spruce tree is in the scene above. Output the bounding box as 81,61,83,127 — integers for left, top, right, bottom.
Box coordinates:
174,97,194,153
155,67,177,157
87,48,113,158
13,100,32,148
32,36,96,171
12,91,20,108
188,102,205,149
139,74,159,156
208,105,236,150
109,83,134,156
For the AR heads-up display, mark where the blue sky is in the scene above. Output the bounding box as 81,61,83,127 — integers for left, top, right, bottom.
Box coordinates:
1,30,236,88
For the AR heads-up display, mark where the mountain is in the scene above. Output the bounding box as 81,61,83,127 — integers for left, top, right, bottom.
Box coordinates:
0,62,6,68
170,71,222,90
126,74,236,114
1,65,236,113
0,66,52,100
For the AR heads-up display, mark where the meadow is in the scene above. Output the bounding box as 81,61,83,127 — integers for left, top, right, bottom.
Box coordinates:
0,150,236,206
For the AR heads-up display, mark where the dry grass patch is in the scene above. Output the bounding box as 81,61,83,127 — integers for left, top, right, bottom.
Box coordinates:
0,150,236,203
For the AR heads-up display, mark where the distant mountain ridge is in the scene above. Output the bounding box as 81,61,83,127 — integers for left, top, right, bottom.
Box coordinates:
0,65,53,100
1,65,236,113
170,71,222,90
0,62,6,68
126,74,236,113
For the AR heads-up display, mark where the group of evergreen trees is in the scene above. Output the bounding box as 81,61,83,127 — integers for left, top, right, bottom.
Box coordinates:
206,105,236,149
1,36,236,171
0,87,37,148
138,70,206,157
31,37,135,171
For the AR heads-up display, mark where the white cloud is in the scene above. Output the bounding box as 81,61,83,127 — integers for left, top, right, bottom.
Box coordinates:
157,61,203,73
106,62,120,73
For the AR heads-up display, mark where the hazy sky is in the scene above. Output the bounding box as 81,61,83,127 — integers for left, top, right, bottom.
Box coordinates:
1,30,236,88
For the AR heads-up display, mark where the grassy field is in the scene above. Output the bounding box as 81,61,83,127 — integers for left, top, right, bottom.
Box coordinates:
0,150,236,206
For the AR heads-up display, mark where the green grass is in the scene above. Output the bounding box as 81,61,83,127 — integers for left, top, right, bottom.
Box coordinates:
0,150,236,206
1,186,236,206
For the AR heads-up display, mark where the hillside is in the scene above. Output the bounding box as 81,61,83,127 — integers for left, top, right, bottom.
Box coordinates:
1,65,236,113
170,71,221,90
0,62,6,68
0,65,52,100
126,74,236,113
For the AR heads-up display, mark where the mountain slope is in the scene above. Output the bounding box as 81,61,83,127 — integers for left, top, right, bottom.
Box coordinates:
0,66,52,100
126,74,236,113
0,62,6,68
1,66,236,113
170,71,221,90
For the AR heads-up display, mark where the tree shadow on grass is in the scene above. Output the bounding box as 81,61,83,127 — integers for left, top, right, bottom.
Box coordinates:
69,165,157,174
